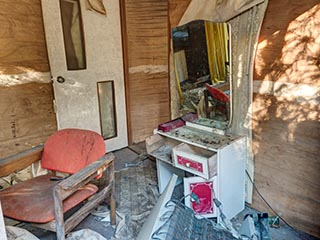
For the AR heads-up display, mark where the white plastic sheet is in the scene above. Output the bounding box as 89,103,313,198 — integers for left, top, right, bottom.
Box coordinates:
6,226,39,240
179,0,265,25
66,229,107,240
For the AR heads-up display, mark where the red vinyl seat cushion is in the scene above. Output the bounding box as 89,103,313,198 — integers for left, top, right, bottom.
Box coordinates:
0,174,98,223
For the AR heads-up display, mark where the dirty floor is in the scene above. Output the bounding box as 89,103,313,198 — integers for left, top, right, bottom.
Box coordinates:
8,143,319,240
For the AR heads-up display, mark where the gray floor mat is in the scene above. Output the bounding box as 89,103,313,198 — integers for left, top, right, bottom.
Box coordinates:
113,163,159,239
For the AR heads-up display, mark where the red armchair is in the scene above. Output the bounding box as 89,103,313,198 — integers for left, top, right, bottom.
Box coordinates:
0,129,116,240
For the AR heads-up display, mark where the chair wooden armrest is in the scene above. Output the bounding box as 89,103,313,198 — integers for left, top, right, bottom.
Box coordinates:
55,153,115,200
0,145,44,177
52,152,116,240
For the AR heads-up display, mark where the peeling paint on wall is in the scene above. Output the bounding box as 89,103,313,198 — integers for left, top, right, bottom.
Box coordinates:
129,65,168,74
0,72,51,87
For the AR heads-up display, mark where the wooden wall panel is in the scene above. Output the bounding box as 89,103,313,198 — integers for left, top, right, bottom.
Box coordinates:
252,94,320,237
0,83,57,158
168,0,191,27
123,0,170,143
253,0,320,237
0,0,49,74
0,0,56,159
254,0,320,85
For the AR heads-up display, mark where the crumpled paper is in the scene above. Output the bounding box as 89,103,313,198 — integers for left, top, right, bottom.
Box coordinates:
91,205,128,239
6,226,39,240
66,229,107,240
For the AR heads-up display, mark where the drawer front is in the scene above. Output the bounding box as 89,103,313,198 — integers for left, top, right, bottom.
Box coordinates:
174,153,209,178
190,181,214,215
172,143,217,179
176,155,204,173
184,176,217,218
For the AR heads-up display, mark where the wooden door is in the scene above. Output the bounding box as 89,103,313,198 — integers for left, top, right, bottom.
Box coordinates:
41,0,128,151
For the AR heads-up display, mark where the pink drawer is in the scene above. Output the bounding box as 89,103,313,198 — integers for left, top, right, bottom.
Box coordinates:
176,155,204,173
172,143,217,179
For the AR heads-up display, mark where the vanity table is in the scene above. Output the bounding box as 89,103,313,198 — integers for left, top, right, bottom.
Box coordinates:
146,120,246,222
153,19,246,222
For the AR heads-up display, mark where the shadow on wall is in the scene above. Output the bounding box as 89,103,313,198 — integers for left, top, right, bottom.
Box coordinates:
252,94,320,236
251,2,320,238
255,2,320,84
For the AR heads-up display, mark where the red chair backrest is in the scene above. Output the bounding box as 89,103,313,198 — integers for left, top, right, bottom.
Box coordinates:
41,129,106,174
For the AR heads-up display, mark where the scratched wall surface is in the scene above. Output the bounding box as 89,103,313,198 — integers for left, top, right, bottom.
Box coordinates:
0,0,57,158
123,0,170,143
252,0,320,237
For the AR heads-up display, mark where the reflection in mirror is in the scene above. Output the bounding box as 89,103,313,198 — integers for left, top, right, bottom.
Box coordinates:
172,20,231,130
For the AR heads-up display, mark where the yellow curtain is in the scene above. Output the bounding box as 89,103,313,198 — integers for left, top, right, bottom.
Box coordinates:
205,22,229,84
174,54,184,104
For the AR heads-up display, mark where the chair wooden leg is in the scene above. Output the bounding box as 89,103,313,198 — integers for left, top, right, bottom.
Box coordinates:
54,187,66,240
108,160,116,225
110,193,116,225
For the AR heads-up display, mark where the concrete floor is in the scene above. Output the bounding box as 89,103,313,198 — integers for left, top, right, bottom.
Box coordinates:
10,144,319,240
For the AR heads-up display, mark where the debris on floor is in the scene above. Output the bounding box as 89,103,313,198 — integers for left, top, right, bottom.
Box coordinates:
238,213,270,240
66,229,106,240
113,164,159,239
90,205,127,239
138,174,270,240
151,200,238,240
91,205,113,223
3,147,318,240
6,226,39,240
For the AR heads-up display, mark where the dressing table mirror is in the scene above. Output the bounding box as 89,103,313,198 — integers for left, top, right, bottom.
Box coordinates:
145,20,245,221
172,20,232,131
147,1,267,220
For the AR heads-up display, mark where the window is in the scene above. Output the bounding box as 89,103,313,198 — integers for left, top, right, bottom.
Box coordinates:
97,81,117,139
60,0,86,70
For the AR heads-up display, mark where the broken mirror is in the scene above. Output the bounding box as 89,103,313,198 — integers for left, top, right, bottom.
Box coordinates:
172,20,231,130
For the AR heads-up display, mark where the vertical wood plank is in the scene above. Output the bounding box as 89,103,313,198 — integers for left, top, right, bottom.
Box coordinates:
123,0,170,143
0,0,49,74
